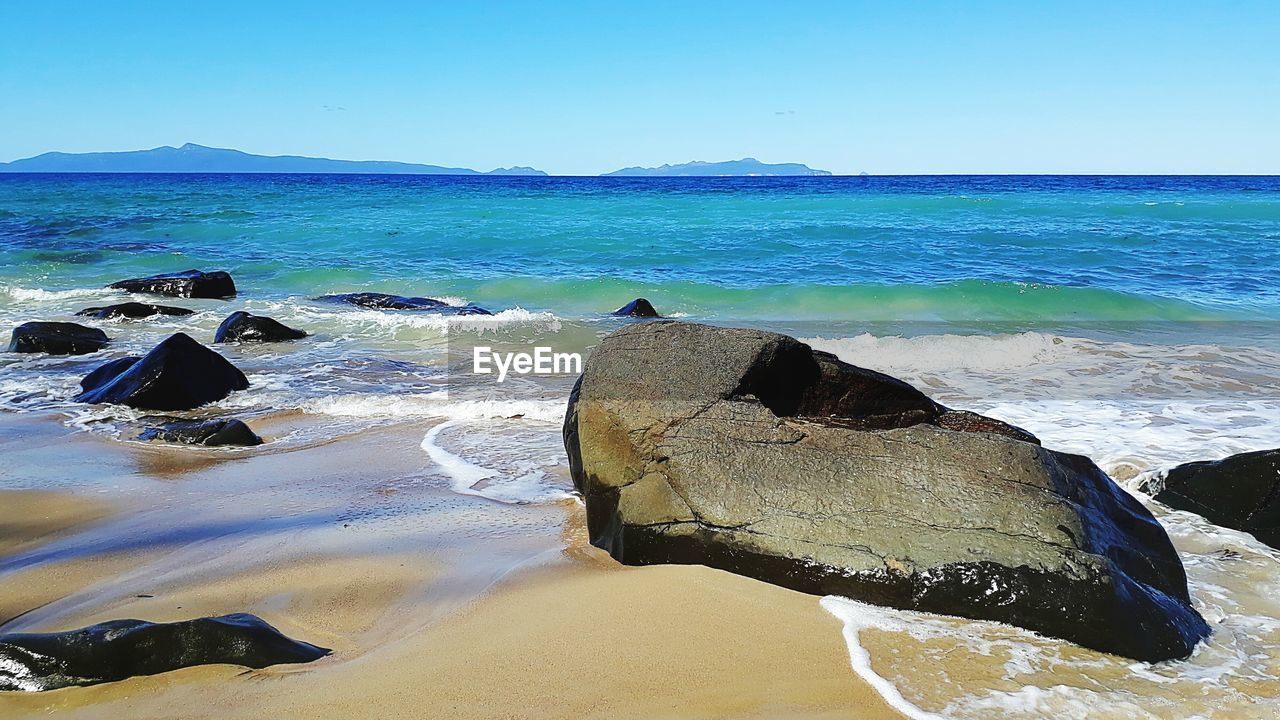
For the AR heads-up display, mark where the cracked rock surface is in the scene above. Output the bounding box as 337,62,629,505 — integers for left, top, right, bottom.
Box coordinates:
563,321,1209,661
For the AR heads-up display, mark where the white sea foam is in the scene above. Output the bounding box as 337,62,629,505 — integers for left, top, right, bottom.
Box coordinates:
422,420,498,497
806,332,1280,477
0,285,114,302
302,391,563,422
807,331,1075,373
420,419,572,504
264,302,562,336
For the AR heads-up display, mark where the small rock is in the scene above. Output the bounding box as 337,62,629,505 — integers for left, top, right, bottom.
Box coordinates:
315,292,491,315
76,302,195,320
139,418,264,447
6,322,109,355
214,311,307,343
612,298,660,318
0,614,327,691
108,270,236,299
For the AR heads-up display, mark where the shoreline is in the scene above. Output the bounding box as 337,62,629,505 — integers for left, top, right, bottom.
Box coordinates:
0,411,899,718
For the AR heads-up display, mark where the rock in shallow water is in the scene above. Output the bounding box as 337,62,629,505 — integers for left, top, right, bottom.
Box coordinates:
1141,448,1280,549
315,292,492,315
612,298,661,317
6,321,109,355
0,614,327,691
563,321,1209,661
139,417,263,446
75,333,249,410
76,302,195,320
108,269,236,299
214,311,307,343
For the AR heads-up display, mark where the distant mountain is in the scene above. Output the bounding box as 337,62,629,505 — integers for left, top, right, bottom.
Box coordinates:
0,143,548,175
602,158,831,177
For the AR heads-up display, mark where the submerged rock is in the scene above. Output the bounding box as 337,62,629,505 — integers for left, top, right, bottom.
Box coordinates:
315,292,492,315
139,418,264,447
1141,449,1280,548
612,298,661,318
563,321,1209,661
76,302,195,320
108,269,236,299
75,333,249,410
0,614,327,692
214,311,307,343
6,322,109,355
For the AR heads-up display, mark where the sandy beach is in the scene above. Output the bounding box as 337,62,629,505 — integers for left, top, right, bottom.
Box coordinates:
0,411,899,719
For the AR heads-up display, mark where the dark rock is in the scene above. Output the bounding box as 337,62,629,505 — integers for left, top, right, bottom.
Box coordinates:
139,418,264,447
563,321,1208,662
315,292,492,315
108,270,236,299
612,298,660,318
214,311,307,343
0,614,327,691
76,302,195,320
74,333,249,410
6,322,109,355
1141,449,1280,548
79,356,140,391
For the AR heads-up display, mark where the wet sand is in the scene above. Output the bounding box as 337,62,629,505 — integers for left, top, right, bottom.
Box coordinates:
0,412,898,719
0,489,111,558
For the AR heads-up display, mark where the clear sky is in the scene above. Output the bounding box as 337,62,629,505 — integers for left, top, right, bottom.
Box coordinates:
1,1,1277,175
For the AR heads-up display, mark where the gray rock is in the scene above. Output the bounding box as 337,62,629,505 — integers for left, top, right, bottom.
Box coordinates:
563,321,1208,661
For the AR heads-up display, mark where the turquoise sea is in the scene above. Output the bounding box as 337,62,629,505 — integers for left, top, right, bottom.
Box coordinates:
3,174,1280,322
3,174,1280,717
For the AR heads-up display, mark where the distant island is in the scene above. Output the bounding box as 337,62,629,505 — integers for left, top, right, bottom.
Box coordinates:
0,143,547,176
602,158,831,177
0,145,834,177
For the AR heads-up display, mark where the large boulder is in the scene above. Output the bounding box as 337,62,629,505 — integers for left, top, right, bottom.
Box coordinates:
0,614,327,691
1141,449,1280,548
563,321,1209,661
74,333,249,410
214,311,307,343
6,322,109,355
139,418,264,447
315,292,492,315
108,270,236,299
76,302,195,320
612,298,661,318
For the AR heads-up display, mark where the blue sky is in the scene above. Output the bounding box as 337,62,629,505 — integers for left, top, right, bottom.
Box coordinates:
1,1,1277,174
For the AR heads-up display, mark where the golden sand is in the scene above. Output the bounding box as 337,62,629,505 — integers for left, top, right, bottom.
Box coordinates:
0,415,899,719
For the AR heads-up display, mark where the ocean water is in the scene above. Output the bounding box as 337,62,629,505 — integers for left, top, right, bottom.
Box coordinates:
2,173,1280,717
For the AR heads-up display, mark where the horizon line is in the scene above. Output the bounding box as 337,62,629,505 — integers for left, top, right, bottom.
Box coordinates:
2,171,1279,178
